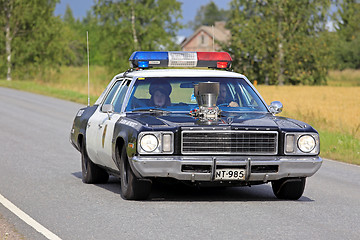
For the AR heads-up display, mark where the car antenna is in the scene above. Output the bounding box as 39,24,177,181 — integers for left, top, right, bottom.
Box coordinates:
87,31,90,107
212,25,215,52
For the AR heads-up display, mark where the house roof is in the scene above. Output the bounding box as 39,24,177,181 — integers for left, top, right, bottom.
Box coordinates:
180,21,230,49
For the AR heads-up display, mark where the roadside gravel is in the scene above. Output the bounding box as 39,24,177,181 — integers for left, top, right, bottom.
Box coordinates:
0,214,25,240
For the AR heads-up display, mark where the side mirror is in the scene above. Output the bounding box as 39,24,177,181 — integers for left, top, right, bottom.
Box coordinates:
101,104,114,119
269,101,283,114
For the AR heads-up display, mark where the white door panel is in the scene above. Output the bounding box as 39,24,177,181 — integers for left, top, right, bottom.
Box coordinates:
86,107,102,165
86,110,120,170
96,114,121,170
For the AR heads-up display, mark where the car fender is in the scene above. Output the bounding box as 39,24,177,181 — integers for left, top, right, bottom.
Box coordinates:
70,105,99,151
112,117,143,173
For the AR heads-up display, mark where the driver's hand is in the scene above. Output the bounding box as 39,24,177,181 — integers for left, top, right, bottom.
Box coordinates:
228,101,239,107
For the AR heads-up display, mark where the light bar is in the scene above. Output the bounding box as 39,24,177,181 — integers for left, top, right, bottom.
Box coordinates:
168,52,197,67
129,51,232,69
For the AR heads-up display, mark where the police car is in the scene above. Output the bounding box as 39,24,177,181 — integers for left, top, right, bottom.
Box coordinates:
70,51,322,200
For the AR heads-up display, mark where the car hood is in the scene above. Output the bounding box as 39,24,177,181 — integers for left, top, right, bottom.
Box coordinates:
125,112,313,131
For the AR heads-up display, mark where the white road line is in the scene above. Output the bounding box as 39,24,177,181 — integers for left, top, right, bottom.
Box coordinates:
0,193,62,240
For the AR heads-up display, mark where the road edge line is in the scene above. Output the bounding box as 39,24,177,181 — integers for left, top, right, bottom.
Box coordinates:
0,193,61,240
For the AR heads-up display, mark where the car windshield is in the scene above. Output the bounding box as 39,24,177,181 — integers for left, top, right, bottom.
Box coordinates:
125,77,268,113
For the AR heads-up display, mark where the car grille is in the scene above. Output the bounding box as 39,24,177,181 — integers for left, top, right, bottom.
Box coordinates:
181,130,278,155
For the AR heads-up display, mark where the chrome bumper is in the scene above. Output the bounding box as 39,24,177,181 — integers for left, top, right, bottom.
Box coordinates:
130,155,322,182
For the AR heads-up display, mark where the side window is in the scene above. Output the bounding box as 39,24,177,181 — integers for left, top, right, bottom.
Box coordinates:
239,84,261,108
112,80,130,112
103,81,123,105
227,83,243,107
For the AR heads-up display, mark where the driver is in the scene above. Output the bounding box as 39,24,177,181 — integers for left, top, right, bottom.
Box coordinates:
149,80,172,108
217,84,239,107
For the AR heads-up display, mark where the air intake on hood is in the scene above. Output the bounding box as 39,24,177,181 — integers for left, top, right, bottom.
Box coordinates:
191,82,221,121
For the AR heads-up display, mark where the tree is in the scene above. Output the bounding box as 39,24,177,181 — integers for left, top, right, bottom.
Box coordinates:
0,0,71,80
333,0,360,69
81,10,107,66
226,0,332,85
1,0,30,80
189,1,229,30
64,4,76,26
61,5,87,66
94,0,182,72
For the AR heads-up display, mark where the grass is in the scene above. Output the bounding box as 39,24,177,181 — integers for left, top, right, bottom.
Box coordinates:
327,69,360,86
0,66,112,105
1,67,360,165
0,78,91,105
319,130,360,165
44,65,112,97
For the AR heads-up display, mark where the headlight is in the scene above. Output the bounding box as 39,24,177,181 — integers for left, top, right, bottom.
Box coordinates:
138,132,174,154
140,134,158,152
285,133,319,155
298,135,316,153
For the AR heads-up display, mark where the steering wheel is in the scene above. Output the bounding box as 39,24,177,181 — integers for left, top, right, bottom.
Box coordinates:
217,103,229,107
131,97,148,108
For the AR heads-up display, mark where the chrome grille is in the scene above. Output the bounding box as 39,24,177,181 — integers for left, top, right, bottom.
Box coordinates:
181,130,278,155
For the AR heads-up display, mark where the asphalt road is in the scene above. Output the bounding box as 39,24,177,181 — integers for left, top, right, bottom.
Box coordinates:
1,87,360,240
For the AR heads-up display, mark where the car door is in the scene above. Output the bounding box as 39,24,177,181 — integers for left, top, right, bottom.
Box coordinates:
96,79,130,170
86,79,129,170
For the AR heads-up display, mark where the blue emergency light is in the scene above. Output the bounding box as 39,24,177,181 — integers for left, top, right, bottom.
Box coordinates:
129,51,232,69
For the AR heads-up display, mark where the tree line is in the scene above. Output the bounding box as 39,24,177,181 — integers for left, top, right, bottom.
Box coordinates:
0,0,359,85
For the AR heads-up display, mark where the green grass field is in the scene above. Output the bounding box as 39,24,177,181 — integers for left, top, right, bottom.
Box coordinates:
1,67,359,165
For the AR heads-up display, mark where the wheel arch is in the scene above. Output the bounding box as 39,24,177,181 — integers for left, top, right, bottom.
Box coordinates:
77,134,84,150
114,135,143,178
116,137,126,155
114,136,126,169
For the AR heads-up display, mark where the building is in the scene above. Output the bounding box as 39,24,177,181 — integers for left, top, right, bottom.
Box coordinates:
180,21,230,52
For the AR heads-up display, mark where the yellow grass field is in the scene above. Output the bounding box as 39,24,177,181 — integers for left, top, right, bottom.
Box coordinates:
256,86,360,139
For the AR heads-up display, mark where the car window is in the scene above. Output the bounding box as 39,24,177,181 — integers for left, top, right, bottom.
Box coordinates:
125,77,268,112
103,81,123,106
112,80,130,112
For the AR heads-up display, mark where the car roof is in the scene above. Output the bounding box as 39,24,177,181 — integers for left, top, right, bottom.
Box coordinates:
120,69,247,79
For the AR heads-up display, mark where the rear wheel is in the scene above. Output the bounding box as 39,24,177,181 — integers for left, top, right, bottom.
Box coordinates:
118,146,151,200
272,178,306,200
81,142,109,184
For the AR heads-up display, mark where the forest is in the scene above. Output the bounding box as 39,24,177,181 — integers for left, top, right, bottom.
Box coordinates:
0,0,359,85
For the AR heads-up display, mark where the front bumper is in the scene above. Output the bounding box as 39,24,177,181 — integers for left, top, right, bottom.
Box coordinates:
130,155,322,182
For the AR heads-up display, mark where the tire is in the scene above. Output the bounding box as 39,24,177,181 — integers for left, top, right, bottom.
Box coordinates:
118,146,151,200
272,178,306,200
81,142,109,184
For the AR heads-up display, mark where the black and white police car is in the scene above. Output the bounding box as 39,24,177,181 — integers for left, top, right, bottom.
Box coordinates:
70,51,322,200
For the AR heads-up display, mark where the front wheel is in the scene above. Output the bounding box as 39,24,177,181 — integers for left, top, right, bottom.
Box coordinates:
271,178,306,200
81,142,109,184
118,146,151,200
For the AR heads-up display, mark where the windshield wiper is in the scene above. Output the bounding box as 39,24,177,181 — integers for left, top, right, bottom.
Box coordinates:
131,108,171,114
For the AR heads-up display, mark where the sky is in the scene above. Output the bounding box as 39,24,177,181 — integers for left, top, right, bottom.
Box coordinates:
54,0,233,37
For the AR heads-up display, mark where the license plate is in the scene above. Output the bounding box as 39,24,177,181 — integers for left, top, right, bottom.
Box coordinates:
215,169,246,180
